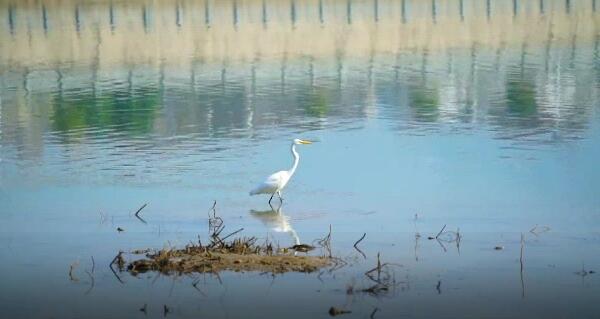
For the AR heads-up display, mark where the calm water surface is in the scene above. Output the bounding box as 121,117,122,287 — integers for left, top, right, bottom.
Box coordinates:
1,0,600,318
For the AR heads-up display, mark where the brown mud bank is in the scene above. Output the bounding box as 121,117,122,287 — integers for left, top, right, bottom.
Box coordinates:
123,202,333,276
127,238,331,275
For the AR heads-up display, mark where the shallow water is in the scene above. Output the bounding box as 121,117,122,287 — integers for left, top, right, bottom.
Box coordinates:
1,0,600,318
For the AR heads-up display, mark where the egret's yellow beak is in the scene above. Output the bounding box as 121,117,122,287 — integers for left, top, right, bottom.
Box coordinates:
299,140,313,144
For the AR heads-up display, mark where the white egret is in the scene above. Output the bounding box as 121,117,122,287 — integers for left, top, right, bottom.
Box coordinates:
249,139,313,205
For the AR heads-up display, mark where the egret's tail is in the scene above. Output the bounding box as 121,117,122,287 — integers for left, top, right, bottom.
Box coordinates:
249,183,269,196
249,187,261,196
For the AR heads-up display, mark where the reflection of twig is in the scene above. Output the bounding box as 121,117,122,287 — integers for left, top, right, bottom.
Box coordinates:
90,256,95,273
414,232,420,262
456,228,461,255
99,212,107,224
436,238,447,252
529,225,550,236
109,252,125,284
354,253,400,296
84,270,94,295
192,278,207,297
353,233,366,259
428,224,461,253
370,307,379,319
414,215,420,262
436,280,441,294
520,233,525,299
315,225,332,258
575,262,595,286
208,201,223,232
135,203,148,224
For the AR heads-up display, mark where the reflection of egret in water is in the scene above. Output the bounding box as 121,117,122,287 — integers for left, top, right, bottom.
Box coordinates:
250,206,300,246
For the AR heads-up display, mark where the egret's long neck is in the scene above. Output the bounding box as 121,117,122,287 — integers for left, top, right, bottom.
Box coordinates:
288,143,300,176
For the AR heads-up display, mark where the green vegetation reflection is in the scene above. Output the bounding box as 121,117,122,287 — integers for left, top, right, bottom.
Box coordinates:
51,87,161,139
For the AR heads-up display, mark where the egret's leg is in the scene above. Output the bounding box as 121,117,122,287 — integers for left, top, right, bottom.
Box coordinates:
277,191,283,204
269,193,275,205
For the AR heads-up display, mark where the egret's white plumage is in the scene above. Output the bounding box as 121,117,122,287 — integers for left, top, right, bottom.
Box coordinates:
250,139,312,205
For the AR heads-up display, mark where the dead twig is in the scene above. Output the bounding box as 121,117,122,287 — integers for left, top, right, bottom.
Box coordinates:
219,228,244,243
329,306,351,316
163,304,170,317
436,224,446,239
139,304,147,314
520,233,525,298
90,256,95,273
353,233,367,259
69,261,80,282
134,203,148,224
370,307,379,319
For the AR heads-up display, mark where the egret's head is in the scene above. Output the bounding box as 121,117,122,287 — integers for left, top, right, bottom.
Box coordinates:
293,138,313,145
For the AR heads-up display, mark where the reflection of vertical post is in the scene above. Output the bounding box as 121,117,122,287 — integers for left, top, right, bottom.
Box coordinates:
23,67,30,96
251,63,256,95
42,5,48,34
159,61,165,94
421,50,428,80
593,0,597,12
368,54,373,88
280,60,286,93
92,28,100,97
520,42,526,77
337,54,343,90
309,57,314,88
191,64,195,90
470,44,476,81
128,69,133,96
319,0,324,24
221,67,226,91
8,5,15,36
75,5,81,33
459,0,464,22
262,0,267,28
401,0,406,24
565,0,571,14
176,1,182,28
374,0,379,22
595,31,599,59
142,5,148,33
109,3,115,32
291,0,296,28
431,0,436,24
539,0,544,14
233,0,238,28
347,0,352,25
513,0,517,18
486,0,491,20
204,0,210,27
56,68,63,94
